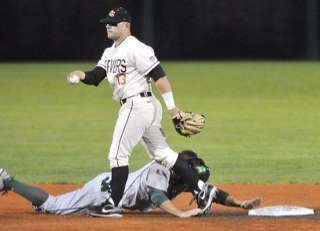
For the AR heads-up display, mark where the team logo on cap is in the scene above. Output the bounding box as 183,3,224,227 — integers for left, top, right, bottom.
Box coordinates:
108,10,115,17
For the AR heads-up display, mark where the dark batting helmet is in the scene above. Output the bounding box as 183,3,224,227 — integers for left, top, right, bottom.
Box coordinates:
179,150,210,182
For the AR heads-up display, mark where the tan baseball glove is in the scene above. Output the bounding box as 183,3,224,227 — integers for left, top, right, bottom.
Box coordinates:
172,111,205,137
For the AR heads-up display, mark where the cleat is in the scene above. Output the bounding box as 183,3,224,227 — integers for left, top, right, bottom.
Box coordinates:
87,200,123,218
197,184,218,215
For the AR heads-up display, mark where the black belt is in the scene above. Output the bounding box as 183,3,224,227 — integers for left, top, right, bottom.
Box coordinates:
120,92,152,105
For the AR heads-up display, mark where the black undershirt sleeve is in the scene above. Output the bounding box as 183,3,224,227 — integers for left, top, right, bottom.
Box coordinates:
81,66,106,86
147,64,166,82
148,186,169,207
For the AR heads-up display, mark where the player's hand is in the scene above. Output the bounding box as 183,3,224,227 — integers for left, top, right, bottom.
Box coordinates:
179,208,203,218
240,198,262,209
67,71,85,85
169,107,180,118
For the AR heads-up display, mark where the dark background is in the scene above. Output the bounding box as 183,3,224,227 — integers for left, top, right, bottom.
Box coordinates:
1,0,319,61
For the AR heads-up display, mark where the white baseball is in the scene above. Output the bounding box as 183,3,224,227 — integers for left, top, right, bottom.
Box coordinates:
69,74,80,85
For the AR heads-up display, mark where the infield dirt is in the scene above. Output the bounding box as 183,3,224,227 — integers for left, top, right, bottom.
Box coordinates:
0,184,319,231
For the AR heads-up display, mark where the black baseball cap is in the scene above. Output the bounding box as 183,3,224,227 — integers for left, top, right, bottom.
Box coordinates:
99,7,132,24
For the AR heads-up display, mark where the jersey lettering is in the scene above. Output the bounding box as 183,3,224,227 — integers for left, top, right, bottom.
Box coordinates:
97,36,160,101
106,59,127,74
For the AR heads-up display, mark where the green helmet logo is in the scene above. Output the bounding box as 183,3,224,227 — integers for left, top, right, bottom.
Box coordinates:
187,158,210,182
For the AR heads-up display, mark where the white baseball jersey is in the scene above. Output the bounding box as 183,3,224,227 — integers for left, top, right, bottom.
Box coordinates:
97,36,159,102
95,35,179,169
39,162,171,215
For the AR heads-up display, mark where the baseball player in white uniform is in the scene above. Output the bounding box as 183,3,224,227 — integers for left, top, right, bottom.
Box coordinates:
0,151,261,218
67,7,216,217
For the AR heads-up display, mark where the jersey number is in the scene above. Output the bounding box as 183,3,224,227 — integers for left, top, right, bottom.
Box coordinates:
116,73,127,85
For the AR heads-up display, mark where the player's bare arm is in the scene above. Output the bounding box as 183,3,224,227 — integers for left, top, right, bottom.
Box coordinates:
154,76,180,117
154,76,205,137
148,185,201,218
214,188,262,210
224,196,262,210
159,200,202,218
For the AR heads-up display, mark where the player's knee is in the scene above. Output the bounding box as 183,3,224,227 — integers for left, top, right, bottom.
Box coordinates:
153,148,178,169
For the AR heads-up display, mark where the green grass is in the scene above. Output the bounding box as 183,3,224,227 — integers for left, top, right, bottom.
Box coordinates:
0,61,319,184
